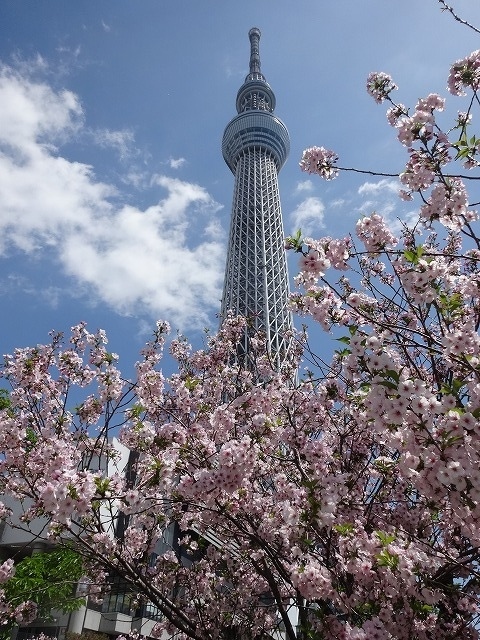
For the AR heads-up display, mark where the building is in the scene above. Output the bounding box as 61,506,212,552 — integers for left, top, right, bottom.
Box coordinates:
221,28,293,366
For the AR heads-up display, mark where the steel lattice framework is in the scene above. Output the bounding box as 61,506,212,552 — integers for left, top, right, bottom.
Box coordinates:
221,28,293,366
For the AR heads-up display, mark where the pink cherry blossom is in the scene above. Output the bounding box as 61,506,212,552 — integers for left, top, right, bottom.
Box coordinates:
0,560,14,584
366,71,398,103
356,213,398,252
299,146,339,180
448,49,480,95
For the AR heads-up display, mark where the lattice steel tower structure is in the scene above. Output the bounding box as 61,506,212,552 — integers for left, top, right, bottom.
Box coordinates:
221,28,292,365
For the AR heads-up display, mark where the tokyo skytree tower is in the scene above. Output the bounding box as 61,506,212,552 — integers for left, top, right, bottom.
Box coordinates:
221,28,293,365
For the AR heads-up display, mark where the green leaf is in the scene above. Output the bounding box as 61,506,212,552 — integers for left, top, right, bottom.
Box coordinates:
377,380,398,390
377,549,399,570
334,523,354,535
4,548,84,621
384,369,400,382
0,389,11,411
403,250,415,263
412,601,436,619
185,375,200,391
375,530,396,546
285,228,304,252
403,245,424,265
129,403,145,418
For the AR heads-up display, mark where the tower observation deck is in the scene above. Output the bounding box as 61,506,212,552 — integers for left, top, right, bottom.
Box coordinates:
221,28,293,366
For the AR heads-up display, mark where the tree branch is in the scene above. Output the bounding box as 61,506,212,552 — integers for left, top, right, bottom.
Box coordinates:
337,166,480,180
438,0,480,35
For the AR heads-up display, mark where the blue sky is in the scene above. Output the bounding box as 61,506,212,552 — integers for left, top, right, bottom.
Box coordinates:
0,0,479,373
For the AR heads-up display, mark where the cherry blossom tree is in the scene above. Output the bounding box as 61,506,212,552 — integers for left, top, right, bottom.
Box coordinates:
2,4,480,640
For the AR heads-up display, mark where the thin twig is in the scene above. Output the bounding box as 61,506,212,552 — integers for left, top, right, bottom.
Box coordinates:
337,167,398,178
338,166,480,180
438,0,480,35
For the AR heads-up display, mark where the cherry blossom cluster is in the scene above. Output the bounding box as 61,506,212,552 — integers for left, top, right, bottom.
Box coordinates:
299,247,331,279
0,589,37,630
386,103,408,127
395,254,447,304
356,213,398,252
389,94,453,201
448,49,480,96
290,284,346,331
366,58,480,229
303,236,351,271
299,146,339,180
366,71,398,103
419,178,478,229
0,560,14,584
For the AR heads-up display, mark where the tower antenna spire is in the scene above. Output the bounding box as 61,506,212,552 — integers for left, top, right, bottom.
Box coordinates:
248,27,262,77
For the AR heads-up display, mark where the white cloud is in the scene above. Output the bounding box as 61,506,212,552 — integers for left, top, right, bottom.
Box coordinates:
0,64,225,330
168,156,186,170
357,178,416,233
223,56,244,80
358,178,400,197
0,64,83,153
122,170,150,189
93,127,137,160
289,197,325,236
9,53,49,78
294,179,314,194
